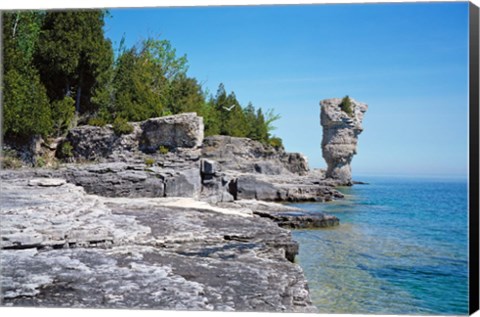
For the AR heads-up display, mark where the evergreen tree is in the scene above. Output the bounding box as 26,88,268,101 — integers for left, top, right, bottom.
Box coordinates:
255,108,269,143
111,47,164,121
167,74,205,114
224,96,248,137
108,37,190,122
2,11,52,139
201,99,221,136
35,10,113,114
244,103,259,140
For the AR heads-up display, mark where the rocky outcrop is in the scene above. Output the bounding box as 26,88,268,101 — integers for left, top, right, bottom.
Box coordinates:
320,97,368,185
202,136,309,176
140,113,204,152
233,200,340,229
1,176,316,312
61,113,204,162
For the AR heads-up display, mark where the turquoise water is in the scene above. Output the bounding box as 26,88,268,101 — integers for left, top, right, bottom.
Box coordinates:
291,177,469,315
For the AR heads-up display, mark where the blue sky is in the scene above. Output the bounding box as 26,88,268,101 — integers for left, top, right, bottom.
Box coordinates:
105,2,470,178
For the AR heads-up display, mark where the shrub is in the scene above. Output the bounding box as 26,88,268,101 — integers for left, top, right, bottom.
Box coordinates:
35,156,46,168
144,157,155,167
1,150,23,169
88,117,107,127
58,141,73,158
158,146,169,155
268,136,284,150
113,117,134,135
51,96,76,136
339,95,353,117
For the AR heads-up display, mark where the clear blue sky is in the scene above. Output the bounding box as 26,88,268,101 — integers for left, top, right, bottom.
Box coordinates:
105,2,469,178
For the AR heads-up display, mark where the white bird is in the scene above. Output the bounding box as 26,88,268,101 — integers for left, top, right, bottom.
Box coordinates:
223,105,236,111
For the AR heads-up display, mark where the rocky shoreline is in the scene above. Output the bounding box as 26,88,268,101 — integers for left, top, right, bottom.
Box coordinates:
1,98,367,311
1,175,322,311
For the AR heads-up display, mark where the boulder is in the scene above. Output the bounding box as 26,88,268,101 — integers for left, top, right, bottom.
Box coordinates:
320,97,367,185
235,175,281,201
164,168,202,198
140,113,204,153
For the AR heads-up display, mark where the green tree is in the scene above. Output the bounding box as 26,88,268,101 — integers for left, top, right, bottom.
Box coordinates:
222,95,247,137
35,10,113,114
3,69,52,138
264,108,281,135
51,96,76,136
254,108,269,143
200,100,221,136
2,11,52,139
167,74,205,114
108,37,189,122
110,47,163,121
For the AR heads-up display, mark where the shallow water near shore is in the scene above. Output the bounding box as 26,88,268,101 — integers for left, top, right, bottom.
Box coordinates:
291,176,468,315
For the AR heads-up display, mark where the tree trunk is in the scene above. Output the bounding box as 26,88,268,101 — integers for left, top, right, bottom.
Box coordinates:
75,70,83,114
75,85,82,113
12,13,20,38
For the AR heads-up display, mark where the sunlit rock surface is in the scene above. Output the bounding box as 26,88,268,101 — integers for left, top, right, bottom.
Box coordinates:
320,97,368,185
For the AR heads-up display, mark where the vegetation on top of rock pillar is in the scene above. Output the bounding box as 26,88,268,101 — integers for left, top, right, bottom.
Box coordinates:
339,95,354,117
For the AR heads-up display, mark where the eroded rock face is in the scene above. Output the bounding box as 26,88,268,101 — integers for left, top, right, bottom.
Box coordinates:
320,98,368,185
202,136,309,176
61,113,204,162
60,124,142,162
140,113,204,153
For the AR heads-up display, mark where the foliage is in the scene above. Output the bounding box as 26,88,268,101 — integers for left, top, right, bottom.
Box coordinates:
109,37,190,122
2,11,283,151
158,146,169,155
58,141,73,158
112,117,133,135
88,116,108,127
264,109,281,133
200,100,221,136
167,74,205,114
35,156,46,168
144,157,155,167
3,68,53,138
35,10,113,114
2,12,53,139
1,150,23,169
268,136,284,149
339,95,353,117
51,96,76,136
201,83,281,144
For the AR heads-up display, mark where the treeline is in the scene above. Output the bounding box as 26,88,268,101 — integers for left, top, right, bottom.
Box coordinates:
2,10,283,148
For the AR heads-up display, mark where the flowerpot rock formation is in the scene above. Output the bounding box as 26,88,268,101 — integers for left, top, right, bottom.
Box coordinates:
320,97,368,185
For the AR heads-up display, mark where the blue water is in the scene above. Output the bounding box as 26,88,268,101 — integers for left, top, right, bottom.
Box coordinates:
291,176,469,315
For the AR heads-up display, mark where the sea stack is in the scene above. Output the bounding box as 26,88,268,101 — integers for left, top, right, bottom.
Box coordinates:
320,97,368,185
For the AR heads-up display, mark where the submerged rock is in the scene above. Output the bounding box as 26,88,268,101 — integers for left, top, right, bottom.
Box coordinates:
320,97,368,185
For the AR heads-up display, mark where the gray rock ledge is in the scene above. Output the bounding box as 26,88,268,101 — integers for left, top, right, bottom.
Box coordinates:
0,177,317,312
